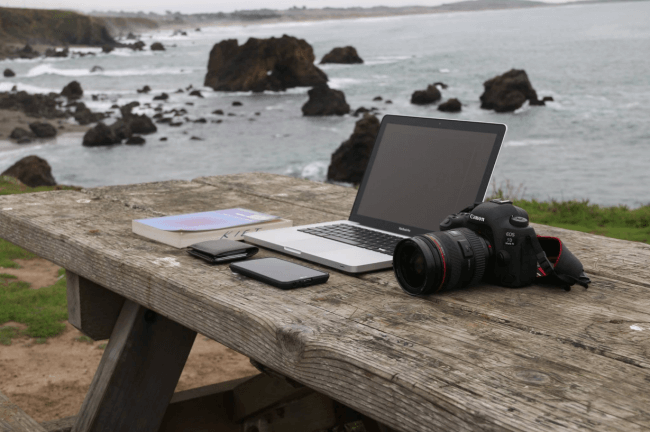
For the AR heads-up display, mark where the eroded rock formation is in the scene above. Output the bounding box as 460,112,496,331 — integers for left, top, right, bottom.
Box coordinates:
327,113,380,184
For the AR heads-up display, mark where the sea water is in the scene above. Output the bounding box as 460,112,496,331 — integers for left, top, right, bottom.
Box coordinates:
0,1,649,207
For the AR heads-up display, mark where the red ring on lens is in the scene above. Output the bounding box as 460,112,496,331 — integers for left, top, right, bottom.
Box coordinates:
425,234,447,292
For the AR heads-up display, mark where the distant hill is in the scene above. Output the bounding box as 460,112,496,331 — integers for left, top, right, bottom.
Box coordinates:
0,7,158,47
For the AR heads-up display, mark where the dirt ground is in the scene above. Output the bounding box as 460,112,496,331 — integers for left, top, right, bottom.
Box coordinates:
0,259,258,423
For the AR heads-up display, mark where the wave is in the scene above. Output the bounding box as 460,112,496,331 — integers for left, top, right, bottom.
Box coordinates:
25,64,200,78
284,161,328,182
0,82,59,93
328,77,363,89
504,139,556,147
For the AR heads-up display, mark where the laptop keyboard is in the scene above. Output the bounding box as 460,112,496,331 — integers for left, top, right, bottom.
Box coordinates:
298,224,404,256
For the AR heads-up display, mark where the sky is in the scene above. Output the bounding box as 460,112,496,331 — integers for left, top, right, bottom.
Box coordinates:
0,0,580,14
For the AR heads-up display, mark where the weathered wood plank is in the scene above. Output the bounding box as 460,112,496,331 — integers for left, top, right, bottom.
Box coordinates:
1,180,649,431
72,300,196,432
40,416,75,432
0,391,46,432
66,271,125,341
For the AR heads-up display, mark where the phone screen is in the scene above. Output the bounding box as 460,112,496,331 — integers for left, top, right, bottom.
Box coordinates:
230,258,329,288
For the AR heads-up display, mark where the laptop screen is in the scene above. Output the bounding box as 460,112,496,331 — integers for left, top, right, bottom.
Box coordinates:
350,116,505,235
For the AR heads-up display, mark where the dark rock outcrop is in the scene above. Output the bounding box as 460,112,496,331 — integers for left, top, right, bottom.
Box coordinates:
302,84,350,116
542,96,554,102
1,155,56,187
480,69,544,113
90,66,103,73
232,101,242,106
153,93,169,101
411,85,441,105
126,136,145,145
204,35,328,92
320,46,364,64
102,45,115,54
0,91,67,119
45,47,69,58
438,98,462,113
373,96,382,101
9,127,35,141
433,82,448,89
212,109,224,115
327,113,380,184
4,69,15,78
16,44,39,59
110,119,132,142
74,103,106,125
189,90,204,98
126,32,137,40
83,122,119,146
137,85,151,94
150,42,165,51
61,81,83,100
126,114,157,134
29,122,57,138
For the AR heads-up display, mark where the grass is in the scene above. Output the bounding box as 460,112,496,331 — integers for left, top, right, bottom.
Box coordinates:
488,182,650,244
0,269,68,344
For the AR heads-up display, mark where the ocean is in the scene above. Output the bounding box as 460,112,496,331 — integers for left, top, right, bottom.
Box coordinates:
1,1,649,207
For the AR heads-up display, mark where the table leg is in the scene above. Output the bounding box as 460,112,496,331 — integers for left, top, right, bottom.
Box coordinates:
72,300,196,432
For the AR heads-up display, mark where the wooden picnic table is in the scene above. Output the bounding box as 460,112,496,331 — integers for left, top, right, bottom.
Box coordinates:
1,172,650,432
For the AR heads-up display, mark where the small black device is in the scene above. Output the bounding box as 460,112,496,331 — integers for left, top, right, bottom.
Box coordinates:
230,258,329,289
393,200,590,295
187,239,258,264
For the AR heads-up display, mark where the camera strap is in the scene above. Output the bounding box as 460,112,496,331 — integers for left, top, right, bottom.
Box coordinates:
529,235,591,290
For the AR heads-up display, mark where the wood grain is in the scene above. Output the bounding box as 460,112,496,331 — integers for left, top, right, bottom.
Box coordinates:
71,300,196,432
66,271,125,341
0,390,46,432
0,174,649,432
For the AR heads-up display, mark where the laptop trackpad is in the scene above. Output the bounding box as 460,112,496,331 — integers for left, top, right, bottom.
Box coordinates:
285,238,349,254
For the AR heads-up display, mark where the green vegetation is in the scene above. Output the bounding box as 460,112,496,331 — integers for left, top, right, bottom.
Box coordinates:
0,269,67,345
76,335,93,344
488,183,650,244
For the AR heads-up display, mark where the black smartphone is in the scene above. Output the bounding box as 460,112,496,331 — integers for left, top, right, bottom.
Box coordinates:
230,258,329,289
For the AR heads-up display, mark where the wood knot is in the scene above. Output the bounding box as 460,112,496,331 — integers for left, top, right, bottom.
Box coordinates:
276,324,315,362
513,369,553,386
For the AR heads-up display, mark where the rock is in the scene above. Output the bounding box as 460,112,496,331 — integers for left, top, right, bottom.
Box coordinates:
227,113,236,117
120,101,140,117
232,101,242,106
204,35,328,92
189,90,204,98
542,96,554,102
29,122,57,138
125,41,146,51
61,81,83,100
153,93,169,101
126,32,137,40
185,102,194,106
437,98,462,113
190,136,203,141
4,69,15,78
411,85,441,105
327,114,380,184
126,136,146,145
102,45,115,54
353,107,370,117
255,112,261,116
110,119,132,141
433,82,448,89
90,66,103,73
196,28,201,32
193,118,207,123
385,100,393,104
212,109,224,115
373,96,382,101
125,114,157,135
45,47,69,58
302,83,350,116
160,137,168,141
172,30,188,36
175,89,184,93
150,42,165,51
320,46,364,64
1,155,56,187
9,127,35,141
480,69,543,113
16,44,39,59
16,138,33,144
0,91,67,119
137,85,151,94
83,122,120,146
74,103,106,125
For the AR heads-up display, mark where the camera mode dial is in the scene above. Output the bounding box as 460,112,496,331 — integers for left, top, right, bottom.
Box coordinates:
509,215,529,228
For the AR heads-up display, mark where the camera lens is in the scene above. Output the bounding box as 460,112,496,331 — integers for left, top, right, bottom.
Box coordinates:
393,228,493,295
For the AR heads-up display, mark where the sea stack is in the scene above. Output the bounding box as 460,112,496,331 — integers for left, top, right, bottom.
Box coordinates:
204,35,328,92
327,113,380,184
302,84,350,116
480,69,544,112
320,46,364,64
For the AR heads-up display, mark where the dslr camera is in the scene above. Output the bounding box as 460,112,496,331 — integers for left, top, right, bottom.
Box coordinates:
393,199,590,295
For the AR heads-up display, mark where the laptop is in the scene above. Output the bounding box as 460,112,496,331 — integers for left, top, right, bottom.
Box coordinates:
245,115,506,273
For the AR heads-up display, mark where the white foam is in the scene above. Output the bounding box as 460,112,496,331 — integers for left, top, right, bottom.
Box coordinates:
329,77,363,89
0,82,58,94
25,63,199,78
504,139,556,147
